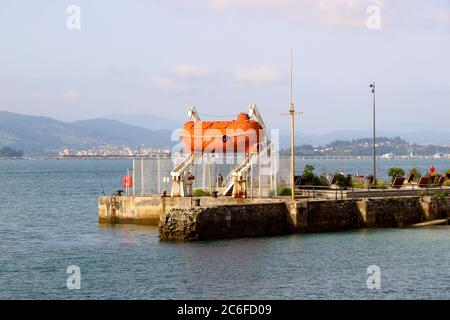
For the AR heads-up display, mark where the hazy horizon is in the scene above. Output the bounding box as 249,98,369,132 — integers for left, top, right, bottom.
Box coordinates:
1,0,449,134
2,109,450,147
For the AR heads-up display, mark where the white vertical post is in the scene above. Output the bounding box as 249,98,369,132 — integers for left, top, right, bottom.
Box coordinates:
258,155,262,198
250,157,253,198
269,156,273,191
208,155,212,195
141,158,144,196
157,158,161,194
202,155,206,190
274,153,277,197
132,159,136,196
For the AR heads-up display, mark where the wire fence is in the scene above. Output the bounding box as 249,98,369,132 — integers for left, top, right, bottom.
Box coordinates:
129,155,294,196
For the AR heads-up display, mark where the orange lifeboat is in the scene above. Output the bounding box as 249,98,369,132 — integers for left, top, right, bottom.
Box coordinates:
180,113,263,154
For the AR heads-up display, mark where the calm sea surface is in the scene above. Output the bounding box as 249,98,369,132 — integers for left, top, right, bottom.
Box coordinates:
0,159,449,299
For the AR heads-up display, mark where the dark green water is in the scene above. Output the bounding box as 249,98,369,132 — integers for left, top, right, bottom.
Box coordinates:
0,159,449,299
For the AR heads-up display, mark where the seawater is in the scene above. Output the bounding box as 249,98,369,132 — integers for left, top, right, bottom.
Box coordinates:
0,159,449,299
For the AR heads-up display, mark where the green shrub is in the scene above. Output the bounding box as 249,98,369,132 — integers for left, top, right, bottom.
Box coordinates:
388,167,405,182
335,174,353,188
352,181,364,189
426,172,442,184
444,180,450,187
408,168,421,182
300,165,331,186
316,174,330,186
432,172,442,182
193,189,209,196
302,165,315,182
432,191,448,200
418,190,428,197
278,187,292,196
374,180,389,189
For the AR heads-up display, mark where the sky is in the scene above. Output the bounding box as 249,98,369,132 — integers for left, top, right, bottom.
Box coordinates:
0,0,449,134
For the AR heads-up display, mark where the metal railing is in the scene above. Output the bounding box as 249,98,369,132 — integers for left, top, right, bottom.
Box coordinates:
295,185,449,200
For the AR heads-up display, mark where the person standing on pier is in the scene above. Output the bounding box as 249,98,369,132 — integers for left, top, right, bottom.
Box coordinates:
184,171,195,196
217,173,224,188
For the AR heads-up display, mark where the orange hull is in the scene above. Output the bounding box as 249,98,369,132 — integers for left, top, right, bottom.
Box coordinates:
180,113,262,154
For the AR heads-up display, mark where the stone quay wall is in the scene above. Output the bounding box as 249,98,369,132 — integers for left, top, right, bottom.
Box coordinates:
98,195,450,240
98,196,285,225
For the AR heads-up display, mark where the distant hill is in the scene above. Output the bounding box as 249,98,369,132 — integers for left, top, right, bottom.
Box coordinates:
104,114,182,131
0,111,174,155
279,129,450,148
281,136,450,157
1,111,448,156
0,146,23,157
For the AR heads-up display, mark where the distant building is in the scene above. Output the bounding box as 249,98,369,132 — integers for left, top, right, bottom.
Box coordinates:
59,145,171,158
59,148,70,156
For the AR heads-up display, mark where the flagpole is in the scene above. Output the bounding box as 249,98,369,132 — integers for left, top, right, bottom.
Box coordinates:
290,49,295,200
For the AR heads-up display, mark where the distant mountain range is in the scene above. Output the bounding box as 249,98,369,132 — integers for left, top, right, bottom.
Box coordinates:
102,114,450,147
104,114,182,131
0,111,448,156
0,111,174,155
279,130,450,148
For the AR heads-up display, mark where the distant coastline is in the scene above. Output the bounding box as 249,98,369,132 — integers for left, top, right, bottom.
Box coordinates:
1,155,449,161
0,155,171,161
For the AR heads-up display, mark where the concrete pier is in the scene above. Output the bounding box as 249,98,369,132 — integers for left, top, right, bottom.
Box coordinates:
98,195,450,240
98,195,285,225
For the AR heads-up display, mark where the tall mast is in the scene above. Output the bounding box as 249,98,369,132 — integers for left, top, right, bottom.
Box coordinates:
281,49,302,200
289,49,295,200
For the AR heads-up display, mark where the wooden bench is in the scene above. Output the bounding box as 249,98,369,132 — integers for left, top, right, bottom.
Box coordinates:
436,176,446,188
406,173,415,184
329,175,337,185
391,176,406,189
417,176,430,188
294,175,306,186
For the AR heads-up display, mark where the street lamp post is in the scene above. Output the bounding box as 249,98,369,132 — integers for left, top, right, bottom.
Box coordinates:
370,81,376,184
281,50,302,200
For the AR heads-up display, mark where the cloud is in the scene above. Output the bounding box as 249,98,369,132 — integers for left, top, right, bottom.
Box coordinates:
151,65,211,94
437,8,450,25
151,76,188,93
206,0,385,27
205,0,450,28
171,64,211,78
234,66,282,84
32,90,80,102
63,90,81,100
